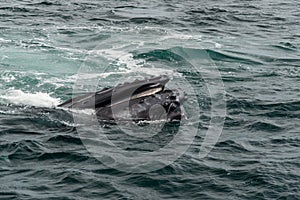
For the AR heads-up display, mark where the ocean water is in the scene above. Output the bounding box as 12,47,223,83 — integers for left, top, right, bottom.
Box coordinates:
0,0,299,199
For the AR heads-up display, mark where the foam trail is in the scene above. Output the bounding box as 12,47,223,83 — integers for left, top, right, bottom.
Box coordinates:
0,90,61,108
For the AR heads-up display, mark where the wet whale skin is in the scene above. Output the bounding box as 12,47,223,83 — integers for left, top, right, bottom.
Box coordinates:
58,76,184,121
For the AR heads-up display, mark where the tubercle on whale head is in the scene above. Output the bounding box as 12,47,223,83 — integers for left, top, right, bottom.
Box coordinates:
162,89,186,121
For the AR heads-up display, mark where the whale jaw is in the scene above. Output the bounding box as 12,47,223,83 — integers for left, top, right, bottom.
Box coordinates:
58,76,185,121
96,89,184,121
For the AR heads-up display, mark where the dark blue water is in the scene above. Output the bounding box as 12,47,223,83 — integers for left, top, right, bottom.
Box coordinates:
0,0,299,199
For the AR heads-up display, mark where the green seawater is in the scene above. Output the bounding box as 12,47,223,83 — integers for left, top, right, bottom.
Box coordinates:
0,0,299,199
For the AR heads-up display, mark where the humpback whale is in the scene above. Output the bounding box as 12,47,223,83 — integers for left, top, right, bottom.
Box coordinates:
58,76,184,121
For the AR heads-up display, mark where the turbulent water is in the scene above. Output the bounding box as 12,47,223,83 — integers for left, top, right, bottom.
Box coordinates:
0,0,300,199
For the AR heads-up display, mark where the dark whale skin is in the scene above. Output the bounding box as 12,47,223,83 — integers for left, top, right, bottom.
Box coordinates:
58,76,184,121
96,89,184,121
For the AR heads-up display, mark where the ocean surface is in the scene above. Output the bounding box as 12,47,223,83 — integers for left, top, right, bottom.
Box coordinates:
0,0,299,199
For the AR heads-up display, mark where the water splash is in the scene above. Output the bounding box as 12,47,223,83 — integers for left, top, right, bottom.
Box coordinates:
0,89,61,108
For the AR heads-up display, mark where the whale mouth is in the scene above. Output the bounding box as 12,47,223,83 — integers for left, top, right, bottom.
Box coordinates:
58,76,185,121
110,85,164,107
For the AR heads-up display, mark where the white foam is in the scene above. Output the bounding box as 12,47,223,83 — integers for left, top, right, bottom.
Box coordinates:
41,74,77,88
0,38,12,43
91,48,175,78
0,90,61,108
215,43,222,48
1,73,16,83
160,32,202,41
